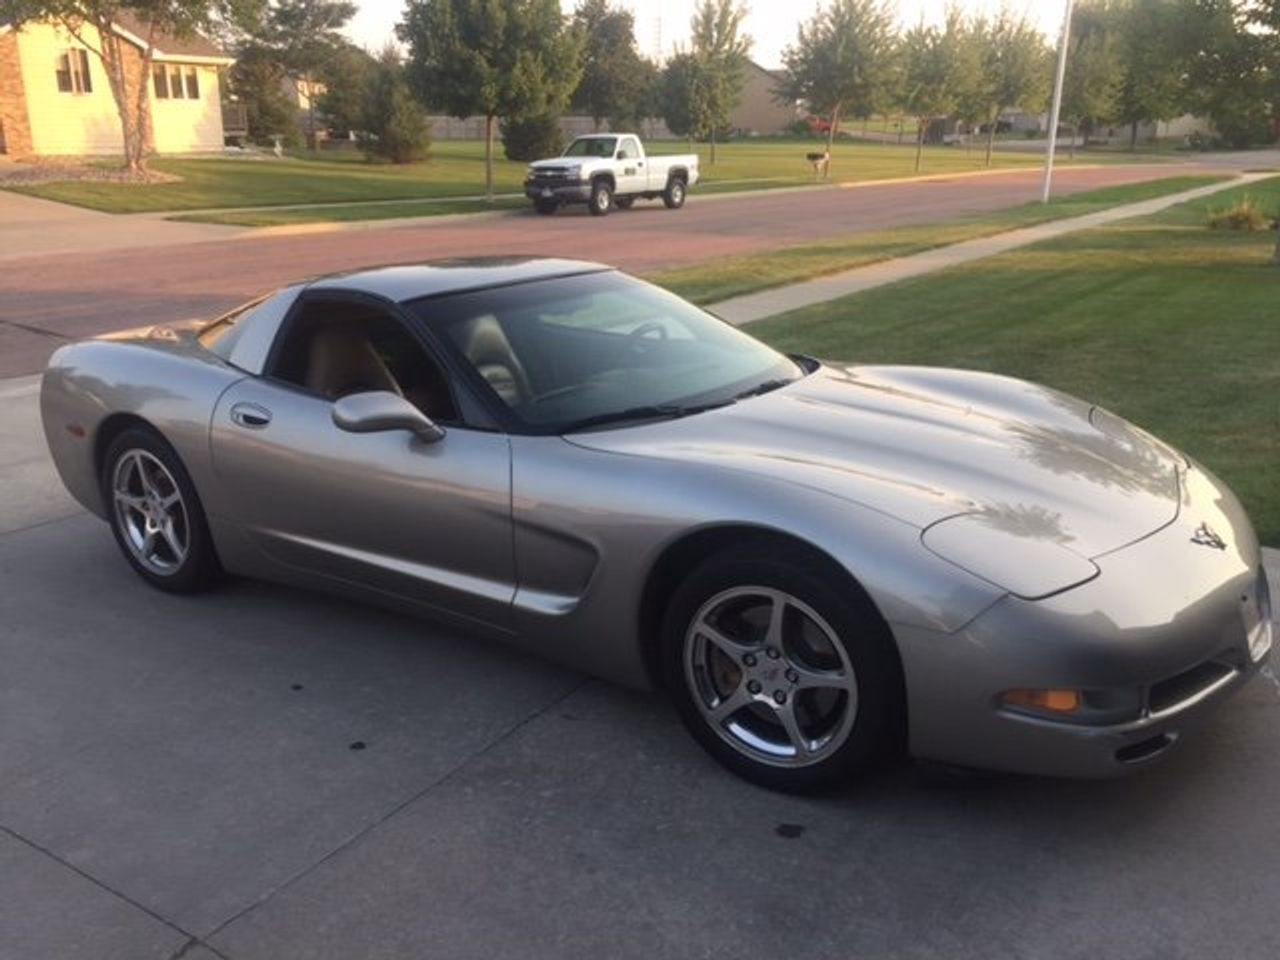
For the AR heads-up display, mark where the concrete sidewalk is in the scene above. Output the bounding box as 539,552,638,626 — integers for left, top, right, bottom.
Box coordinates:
0,190,243,261
709,173,1265,325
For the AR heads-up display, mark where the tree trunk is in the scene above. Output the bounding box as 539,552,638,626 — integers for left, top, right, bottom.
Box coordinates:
915,119,925,173
1129,120,1138,151
985,113,996,167
1069,122,1077,161
307,75,318,151
710,127,716,166
484,114,495,201
897,116,904,144
825,105,839,178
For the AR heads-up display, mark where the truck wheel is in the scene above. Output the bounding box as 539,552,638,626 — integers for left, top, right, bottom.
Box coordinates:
534,200,558,215
663,177,687,210
589,180,613,216
615,196,635,210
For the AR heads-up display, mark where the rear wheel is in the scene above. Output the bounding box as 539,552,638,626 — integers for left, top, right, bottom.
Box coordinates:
589,179,613,216
661,545,901,792
101,427,221,593
662,177,687,209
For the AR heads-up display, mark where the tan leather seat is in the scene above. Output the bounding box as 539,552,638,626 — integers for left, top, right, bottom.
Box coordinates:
304,325,402,400
457,314,531,407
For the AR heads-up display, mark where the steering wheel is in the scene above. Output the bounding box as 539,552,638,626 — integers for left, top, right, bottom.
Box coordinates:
629,322,668,341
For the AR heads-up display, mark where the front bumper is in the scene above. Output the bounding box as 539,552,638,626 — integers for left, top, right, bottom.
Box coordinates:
524,180,592,203
897,464,1272,777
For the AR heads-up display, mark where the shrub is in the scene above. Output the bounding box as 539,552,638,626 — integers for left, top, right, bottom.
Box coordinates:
1206,195,1272,232
501,113,565,162
358,56,432,164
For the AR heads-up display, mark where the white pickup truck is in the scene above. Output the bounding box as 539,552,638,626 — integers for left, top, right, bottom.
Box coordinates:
524,134,700,216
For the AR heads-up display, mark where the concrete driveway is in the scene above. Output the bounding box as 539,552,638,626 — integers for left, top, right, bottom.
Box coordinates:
2,372,1279,960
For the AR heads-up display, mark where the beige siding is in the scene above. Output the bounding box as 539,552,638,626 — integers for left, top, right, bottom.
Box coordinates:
18,21,123,155
149,63,224,153
15,20,225,157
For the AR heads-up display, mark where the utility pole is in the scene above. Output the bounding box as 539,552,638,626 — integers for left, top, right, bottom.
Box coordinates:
1042,0,1075,203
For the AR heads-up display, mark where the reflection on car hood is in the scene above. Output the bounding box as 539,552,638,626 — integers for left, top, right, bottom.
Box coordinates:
566,363,1184,559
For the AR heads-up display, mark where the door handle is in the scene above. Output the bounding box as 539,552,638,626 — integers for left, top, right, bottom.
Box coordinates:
230,402,272,428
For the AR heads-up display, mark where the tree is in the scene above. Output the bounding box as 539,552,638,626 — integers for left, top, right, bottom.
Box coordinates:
962,12,1049,166
1187,0,1272,147
571,0,647,131
774,0,898,169
688,0,751,163
228,42,299,146
898,9,977,172
1060,0,1123,157
657,51,705,145
260,0,355,150
1113,0,1188,148
399,0,583,200
358,46,431,163
314,41,377,137
3,0,262,171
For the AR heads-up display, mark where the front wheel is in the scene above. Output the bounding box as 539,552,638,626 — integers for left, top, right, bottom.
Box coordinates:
101,427,221,593
662,177,687,209
661,545,901,792
589,180,613,216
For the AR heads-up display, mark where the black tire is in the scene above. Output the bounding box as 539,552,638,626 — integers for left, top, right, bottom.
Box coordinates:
101,426,221,594
660,543,902,793
534,200,558,215
662,177,687,209
589,179,613,216
615,196,635,210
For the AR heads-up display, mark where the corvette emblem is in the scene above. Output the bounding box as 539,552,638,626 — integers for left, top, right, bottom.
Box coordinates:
1190,522,1228,550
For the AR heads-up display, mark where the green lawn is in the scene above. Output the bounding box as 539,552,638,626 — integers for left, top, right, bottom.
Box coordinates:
649,176,1228,304
11,137,1095,216
745,177,1280,545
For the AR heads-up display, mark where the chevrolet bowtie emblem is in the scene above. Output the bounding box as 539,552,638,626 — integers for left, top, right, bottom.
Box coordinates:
1190,522,1228,550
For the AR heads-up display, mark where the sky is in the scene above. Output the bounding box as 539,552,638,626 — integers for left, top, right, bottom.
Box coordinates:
346,1,1070,69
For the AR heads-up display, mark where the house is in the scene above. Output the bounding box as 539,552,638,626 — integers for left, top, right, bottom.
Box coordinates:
729,60,798,137
0,14,234,159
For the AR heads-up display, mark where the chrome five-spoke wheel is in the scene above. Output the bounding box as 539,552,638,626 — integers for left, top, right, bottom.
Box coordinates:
685,586,859,767
111,448,190,576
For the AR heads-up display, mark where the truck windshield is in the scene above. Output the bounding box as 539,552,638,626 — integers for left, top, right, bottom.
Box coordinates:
564,137,617,158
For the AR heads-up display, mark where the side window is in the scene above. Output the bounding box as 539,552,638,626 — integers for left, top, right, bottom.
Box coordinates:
270,300,460,423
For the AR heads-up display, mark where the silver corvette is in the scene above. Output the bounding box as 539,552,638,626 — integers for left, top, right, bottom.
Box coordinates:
41,257,1272,791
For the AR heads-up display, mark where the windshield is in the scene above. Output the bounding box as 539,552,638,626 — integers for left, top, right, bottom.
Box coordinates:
563,137,617,158
408,272,803,434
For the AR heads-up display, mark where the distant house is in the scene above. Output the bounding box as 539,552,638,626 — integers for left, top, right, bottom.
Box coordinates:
0,14,234,159
729,61,798,137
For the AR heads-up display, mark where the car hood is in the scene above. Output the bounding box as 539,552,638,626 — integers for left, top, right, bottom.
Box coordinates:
528,158,589,174
566,363,1184,561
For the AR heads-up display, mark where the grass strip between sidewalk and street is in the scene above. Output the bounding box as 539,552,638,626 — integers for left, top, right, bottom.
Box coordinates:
647,176,1229,305
744,176,1280,545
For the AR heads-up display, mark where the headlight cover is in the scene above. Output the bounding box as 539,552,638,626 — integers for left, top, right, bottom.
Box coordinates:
922,512,1100,600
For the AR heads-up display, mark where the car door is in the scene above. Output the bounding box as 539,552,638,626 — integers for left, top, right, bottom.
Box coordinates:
208,291,515,628
614,136,646,195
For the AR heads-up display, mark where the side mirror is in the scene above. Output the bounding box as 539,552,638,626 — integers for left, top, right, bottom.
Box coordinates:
332,391,445,443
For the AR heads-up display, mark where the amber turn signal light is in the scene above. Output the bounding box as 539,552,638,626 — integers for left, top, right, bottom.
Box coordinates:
1000,688,1082,713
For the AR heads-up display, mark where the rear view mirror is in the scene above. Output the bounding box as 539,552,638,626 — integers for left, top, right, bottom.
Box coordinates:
332,391,445,443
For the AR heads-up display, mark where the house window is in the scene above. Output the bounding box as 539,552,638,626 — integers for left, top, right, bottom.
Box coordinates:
153,65,169,98
185,68,199,99
169,66,185,99
55,49,92,94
